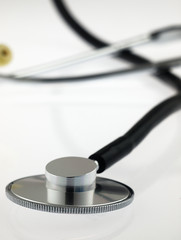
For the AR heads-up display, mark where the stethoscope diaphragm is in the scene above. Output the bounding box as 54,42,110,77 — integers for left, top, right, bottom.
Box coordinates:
6,157,134,214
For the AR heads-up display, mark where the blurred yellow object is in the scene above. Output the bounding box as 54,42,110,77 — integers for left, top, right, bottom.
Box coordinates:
0,44,12,66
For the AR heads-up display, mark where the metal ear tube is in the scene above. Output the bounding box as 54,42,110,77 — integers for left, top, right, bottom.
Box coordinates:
10,25,181,78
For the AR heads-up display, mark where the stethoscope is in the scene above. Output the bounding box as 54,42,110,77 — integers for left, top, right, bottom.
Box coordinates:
3,0,181,214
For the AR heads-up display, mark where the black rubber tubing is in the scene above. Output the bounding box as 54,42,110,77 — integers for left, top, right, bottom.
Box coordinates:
89,94,181,172
51,0,181,173
52,0,181,91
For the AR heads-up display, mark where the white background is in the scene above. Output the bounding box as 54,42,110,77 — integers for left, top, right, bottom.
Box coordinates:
0,0,181,239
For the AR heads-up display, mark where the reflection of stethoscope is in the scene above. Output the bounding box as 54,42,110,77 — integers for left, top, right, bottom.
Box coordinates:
4,0,181,214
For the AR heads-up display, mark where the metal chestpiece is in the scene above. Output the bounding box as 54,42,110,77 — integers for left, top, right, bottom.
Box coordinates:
6,157,134,214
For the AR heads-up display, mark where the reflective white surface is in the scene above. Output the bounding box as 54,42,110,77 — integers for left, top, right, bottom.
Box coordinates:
0,0,181,239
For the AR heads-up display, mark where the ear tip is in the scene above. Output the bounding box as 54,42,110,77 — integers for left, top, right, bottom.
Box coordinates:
0,44,12,66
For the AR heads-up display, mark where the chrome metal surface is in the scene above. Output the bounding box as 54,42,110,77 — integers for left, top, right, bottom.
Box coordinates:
45,157,97,206
6,175,134,214
45,157,97,190
10,26,181,78
6,157,133,213
12,34,150,78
